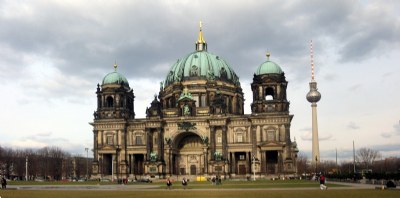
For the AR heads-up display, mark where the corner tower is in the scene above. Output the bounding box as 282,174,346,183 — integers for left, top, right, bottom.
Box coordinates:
94,63,135,120
90,63,135,178
251,53,289,114
306,41,322,168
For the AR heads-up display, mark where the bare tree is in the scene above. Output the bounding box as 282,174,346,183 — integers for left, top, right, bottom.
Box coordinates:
0,147,14,178
296,152,309,176
325,160,339,174
356,147,380,171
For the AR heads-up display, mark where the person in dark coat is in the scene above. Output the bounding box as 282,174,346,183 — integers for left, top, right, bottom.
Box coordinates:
182,177,188,189
1,177,6,189
319,174,327,190
166,177,172,190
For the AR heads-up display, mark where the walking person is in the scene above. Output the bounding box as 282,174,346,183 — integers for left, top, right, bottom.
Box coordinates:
182,177,188,189
319,174,328,190
166,177,172,190
1,177,6,189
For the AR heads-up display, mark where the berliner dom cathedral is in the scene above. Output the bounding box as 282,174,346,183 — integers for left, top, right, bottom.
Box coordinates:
90,23,299,180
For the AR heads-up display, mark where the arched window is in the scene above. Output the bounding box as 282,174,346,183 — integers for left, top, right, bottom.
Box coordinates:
236,133,243,143
267,130,275,141
106,96,114,107
265,87,274,100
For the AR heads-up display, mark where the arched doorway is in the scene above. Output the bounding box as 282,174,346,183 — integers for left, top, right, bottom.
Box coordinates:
173,132,204,175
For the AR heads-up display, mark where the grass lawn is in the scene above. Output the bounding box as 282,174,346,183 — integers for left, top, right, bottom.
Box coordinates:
152,179,346,189
1,189,399,198
2,180,399,198
8,179,345,188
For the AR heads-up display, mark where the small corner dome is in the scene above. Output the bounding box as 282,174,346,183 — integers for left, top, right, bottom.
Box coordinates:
255,53,283,75
102,71,129,86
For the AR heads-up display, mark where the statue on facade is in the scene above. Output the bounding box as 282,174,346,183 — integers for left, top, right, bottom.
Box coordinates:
165,137,172,145
150,152,157,162
183,104,190,116
214,151,222,161
201,136,209,145
93,111,98,119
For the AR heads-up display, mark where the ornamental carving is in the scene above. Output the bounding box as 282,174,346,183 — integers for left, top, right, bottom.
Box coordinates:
177,122,197,132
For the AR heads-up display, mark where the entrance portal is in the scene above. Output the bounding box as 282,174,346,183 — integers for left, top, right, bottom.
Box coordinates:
102,154,112,175
266,150,278,174
190,165,197,175
174,132,204,175
238,165,246,175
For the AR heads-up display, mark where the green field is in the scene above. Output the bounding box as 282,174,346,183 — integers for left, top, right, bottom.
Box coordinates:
7,179,345,189
1,189,399,198
1,180,399,198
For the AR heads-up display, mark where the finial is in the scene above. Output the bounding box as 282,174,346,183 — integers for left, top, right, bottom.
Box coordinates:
195,21,207,51
266,52,271,61
310,40,315,81
114,61,118,71
197,21,205,44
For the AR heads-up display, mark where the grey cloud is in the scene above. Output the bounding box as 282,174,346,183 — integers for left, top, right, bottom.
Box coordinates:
381,123,400,138
307,143,400,162
300,133,311,141
319,134,334,141
299,127,312,131
371,144,400,153
1,0,400,102
394,123,400,135
381,133,391,138
323,73,337,82
348,84,362,92
347,122,360,130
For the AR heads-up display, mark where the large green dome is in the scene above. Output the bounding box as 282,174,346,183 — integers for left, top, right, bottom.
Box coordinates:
102,65,129,86
164,51,240,87
255,54,283,75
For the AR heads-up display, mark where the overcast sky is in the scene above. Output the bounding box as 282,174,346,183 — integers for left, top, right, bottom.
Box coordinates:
1,0,399,162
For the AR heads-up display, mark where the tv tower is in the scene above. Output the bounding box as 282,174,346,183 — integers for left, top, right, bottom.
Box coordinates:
306,40,322,169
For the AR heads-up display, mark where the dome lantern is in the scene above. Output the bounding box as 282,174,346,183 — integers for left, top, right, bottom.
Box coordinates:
255,52,284,75
102,63,130,87
195,21,207,52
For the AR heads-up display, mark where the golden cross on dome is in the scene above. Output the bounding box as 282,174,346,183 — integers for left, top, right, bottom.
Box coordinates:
113,61,118,71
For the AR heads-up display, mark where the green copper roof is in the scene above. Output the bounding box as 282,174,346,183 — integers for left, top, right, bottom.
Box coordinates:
255,60,283,75
164,51,240,86
102,71,129,86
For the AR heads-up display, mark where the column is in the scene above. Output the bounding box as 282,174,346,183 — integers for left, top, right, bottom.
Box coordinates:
168,147,172,175
228,152,232,174
204,147,208,174
261,151,266,173
246,152,250,173
210,126,216,160
232,152,236,174
278,151,283,173
145,128,152,161
158,128,163,161
222,126,228,160
132,154,136,175
93,130,98,161
251,126,257,156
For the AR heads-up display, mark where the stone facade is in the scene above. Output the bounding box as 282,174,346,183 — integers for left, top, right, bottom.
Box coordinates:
90,27,299,180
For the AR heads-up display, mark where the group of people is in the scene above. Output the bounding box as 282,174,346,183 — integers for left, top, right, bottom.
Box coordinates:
166,177,188,190
211,175,222,185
